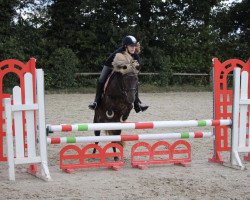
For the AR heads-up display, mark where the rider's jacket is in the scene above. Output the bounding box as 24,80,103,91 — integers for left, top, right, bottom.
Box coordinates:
104,47,141,68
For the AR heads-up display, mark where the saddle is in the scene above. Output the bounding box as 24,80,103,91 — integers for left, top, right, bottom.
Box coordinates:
103,71,115,94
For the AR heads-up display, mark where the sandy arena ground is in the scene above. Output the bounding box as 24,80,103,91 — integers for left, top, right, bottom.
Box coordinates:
0,92,250,200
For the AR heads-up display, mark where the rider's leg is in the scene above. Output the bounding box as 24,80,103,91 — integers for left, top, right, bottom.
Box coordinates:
89,66,113,110
134,89,149,113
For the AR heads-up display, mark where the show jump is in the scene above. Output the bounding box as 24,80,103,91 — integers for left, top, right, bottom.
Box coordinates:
1,58,250,181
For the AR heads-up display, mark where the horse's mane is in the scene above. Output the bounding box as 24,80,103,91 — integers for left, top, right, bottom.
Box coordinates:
104,71,122,95
112,52,140,74
104,51,140,97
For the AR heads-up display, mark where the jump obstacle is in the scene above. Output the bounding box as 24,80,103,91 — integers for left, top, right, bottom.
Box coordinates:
4,70,51,181
50,132,212,170
0,58,36,162
0,58,38,176
1,58,250,181
211,58,250,163
46,120,230,172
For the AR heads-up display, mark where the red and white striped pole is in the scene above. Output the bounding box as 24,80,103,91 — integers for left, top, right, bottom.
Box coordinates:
47,132,214,144
47,119,231,133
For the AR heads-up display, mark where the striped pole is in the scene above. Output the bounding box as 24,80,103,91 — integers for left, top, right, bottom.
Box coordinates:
47,132,214,144
47,119,231,133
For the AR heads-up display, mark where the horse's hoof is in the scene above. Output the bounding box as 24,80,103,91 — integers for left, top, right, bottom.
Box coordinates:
114,156,119,161
110,166,122,171
88,102,97,110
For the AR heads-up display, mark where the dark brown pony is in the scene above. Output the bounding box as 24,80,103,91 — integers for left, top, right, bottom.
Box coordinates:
93,64,140,159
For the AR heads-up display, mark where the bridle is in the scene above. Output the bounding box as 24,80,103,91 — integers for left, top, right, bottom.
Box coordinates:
120,72,138,98
105,71,138,120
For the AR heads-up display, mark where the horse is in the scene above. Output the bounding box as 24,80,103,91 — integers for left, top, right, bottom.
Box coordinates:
93,52,140,160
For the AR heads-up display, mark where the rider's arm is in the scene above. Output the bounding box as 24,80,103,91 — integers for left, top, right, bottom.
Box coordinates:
104,47,124,68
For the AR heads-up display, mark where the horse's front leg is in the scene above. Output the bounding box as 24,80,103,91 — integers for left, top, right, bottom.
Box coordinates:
109,130,123,161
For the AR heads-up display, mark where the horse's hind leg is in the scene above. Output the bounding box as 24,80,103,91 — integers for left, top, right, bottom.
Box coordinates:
93,130,100,154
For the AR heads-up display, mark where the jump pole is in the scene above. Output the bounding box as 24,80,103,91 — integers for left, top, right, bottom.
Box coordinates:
47,131,214,144
47,119,231,133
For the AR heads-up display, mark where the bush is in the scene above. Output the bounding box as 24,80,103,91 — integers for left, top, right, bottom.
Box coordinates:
45,48,79,89
141,47,173,86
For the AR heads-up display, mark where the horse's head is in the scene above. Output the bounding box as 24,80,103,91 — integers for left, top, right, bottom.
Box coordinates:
121,71,139,103
110,52,140,104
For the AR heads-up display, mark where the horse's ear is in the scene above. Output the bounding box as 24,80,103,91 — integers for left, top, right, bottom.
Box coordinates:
135,65,141,71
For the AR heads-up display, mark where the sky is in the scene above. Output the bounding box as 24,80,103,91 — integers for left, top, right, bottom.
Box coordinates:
222,0,242,5
16,0,243,22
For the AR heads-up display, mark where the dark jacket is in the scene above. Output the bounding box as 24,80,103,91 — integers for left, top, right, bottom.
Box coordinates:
104,47,141,68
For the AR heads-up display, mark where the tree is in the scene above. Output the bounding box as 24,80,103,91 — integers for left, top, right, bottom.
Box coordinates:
211,0,249,60
1,0,248,88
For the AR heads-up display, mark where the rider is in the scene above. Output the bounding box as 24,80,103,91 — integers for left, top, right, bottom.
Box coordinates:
88,35,148,113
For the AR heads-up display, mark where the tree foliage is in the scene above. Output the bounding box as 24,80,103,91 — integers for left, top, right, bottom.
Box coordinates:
0,0,249,88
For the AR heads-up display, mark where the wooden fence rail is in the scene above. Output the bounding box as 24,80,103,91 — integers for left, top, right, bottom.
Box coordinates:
75,72,210,77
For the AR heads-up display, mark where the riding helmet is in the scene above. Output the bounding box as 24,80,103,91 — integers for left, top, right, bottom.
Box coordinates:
122,35,137,46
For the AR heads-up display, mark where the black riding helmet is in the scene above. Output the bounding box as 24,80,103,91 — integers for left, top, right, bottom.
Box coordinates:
122,35,137,47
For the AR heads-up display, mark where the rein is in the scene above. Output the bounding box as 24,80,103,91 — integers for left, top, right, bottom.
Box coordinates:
121,73,138,98
104,71,138,120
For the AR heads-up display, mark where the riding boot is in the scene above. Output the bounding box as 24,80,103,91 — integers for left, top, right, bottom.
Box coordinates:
88,81,103,110
89,65,113,110
134,91,149,113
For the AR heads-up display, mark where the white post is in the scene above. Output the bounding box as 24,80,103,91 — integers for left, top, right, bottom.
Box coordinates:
24,73,37,158
231,68,241,166
36,69,51,181
12,86,25,158
4,98,15,181
239,71,248,150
